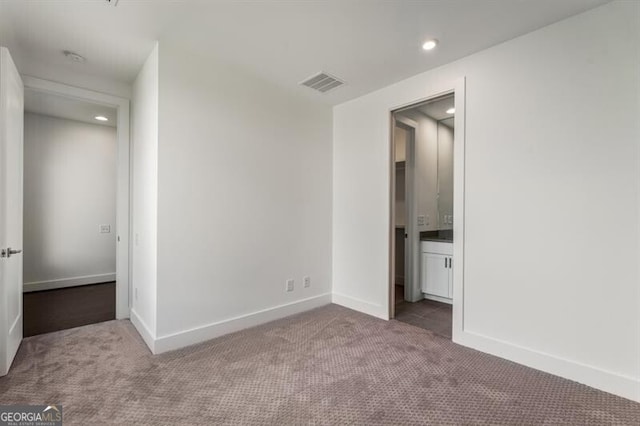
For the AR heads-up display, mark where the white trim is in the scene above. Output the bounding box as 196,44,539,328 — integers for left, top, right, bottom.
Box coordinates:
450,77,466,344
398,119,420,303
456,329,640,402
129,308,155,354
333,293,387,320
23,273,116,292
423,294,452,305
387,77,466,339
21,76,131,319
395,115,418,129
153,293,332,354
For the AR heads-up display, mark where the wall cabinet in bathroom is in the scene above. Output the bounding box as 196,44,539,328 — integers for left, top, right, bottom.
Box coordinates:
420,241,453,302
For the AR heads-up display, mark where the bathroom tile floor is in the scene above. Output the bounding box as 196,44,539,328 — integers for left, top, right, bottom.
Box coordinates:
394,285,452,339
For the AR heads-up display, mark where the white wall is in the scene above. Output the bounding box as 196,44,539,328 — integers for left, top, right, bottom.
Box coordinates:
17,61,132,100
394,126,406,227
333,1,640,401
399,110,440,232
153,41,333,350
394,125,406,163
437,121,454,229
23,113,116,290
130,43,159,346
396,109,454,232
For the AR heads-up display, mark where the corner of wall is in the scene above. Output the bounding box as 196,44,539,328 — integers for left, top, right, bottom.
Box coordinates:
331,293,388,320
130,41,160,353
129,308,156,354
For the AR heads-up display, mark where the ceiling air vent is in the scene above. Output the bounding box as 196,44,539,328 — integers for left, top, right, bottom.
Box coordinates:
300,72,345,93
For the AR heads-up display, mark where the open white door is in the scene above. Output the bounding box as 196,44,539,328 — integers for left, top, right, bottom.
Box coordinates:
0,47,24,376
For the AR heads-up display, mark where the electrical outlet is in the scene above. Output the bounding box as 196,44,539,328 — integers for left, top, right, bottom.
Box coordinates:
303,276,311,288
99,224,111,233
286,279,294,292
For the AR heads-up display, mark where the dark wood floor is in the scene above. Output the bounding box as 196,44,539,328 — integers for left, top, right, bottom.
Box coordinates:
394,285,452,339
23,282,116,337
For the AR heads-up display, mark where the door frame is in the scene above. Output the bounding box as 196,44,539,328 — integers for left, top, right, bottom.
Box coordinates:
22,76,131,319
389,116,419,319
388,77,466,341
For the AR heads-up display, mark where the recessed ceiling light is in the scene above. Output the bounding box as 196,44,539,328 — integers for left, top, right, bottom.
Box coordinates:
94,116,108,122
446,108,455,114
422,39,438,51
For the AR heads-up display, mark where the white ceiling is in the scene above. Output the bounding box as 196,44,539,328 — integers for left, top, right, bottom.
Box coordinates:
0,0,610,105
398,95,455,128
416,95,455,122
25,89,117,127
440,117,454,129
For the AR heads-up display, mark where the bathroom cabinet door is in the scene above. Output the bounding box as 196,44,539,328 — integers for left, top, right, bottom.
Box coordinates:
421,252,449,298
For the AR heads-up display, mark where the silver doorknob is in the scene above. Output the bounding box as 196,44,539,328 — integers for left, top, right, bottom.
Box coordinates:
1,247,22,258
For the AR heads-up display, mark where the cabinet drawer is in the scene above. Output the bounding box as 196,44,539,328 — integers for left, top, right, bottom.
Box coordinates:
420,241,453,255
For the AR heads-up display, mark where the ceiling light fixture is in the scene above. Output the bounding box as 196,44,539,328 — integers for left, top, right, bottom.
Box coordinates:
446,108,455,114
94,116,108,122
422,39,438,51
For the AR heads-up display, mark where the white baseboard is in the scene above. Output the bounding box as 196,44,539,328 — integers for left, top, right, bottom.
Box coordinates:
455,329,640,402
332,292,388,320
153,293,332,354
423,293,452,305
129,308,155,354
23,273,116,292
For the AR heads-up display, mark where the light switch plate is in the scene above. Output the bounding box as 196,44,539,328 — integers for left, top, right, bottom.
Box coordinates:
303,276,311,288
99,224,111,234
417,215,426,226
286,279,294,292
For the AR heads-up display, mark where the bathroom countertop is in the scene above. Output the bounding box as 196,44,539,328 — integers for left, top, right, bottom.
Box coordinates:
420,237,453,243
419,230,453,243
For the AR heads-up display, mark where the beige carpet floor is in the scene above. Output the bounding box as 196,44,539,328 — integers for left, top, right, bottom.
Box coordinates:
0,304,638,425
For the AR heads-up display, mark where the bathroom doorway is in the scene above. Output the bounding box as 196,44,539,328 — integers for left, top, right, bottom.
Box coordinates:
390,93,456,339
